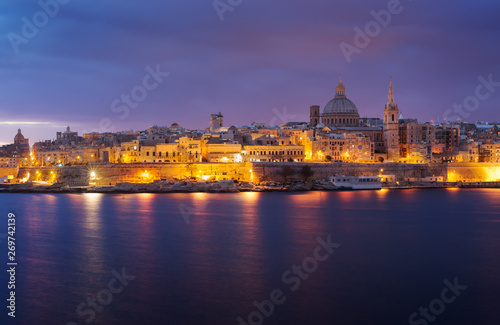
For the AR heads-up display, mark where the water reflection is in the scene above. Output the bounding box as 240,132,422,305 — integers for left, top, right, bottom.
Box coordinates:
4,189,500,324
79,193,105,274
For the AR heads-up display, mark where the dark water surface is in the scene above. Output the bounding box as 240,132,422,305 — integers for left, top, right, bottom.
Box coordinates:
1,189,499,325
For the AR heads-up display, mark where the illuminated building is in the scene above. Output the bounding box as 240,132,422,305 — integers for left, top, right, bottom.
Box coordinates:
203,143,242,162
479,143,500,163
399,123,436,163
243,145,305,162
309,78,360,128
383,78,400,162
209,112,224,132
316,133,374,162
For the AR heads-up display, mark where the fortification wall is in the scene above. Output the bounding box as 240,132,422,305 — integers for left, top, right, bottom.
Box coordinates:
17,162,499,185
17,163,252,186
446,163,500,182
250,162,443,182
0,167,18,179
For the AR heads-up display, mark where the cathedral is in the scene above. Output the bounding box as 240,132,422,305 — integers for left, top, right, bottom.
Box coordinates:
309,78,401,161
0,129,30,158
309,78,360,128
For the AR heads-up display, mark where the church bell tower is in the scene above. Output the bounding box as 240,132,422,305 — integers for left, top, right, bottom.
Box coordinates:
383,78,400,161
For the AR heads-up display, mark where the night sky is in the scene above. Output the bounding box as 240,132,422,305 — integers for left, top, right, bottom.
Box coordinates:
1,0,499,144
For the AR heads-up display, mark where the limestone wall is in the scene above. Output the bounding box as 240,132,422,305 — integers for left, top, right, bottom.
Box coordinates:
18,163,253,186
446,163,500,182
0,167,18,179
17,162,500,185
250,162,441,182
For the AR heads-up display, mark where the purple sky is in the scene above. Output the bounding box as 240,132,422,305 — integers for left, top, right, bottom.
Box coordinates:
1,0,500,145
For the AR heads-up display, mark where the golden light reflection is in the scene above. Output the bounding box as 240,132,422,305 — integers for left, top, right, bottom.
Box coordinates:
336,190,356,202
375,188,389,200
240,191,260,205
287,191,329,206
136,193,155,222
80,193,104,233
71,193,105,274
192,193,209,213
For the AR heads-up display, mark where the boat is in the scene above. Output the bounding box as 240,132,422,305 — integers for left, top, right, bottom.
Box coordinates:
328,175,382,190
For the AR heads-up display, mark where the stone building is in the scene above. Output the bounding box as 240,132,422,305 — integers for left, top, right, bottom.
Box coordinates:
315,133,374,162
479,142,500,162
435,125,460,152
0,157,19,168
56,126,82,145
243,145,305,162
33,147,100,166
335,126,384,153
383,78,400,161
310,78,360,128
458,141,479,162
399,123,436,162
209,112,224,132
203,143,242,162
0,129,30,159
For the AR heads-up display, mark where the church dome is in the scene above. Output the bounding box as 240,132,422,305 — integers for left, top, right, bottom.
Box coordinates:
323,78,359,116
323,97,358,115
14,129,25,140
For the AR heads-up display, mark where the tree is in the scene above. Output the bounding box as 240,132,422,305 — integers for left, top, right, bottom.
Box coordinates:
186,164,197,179
281,165,295,182
325,155,332,162
300,165,315,182
377,157,385,163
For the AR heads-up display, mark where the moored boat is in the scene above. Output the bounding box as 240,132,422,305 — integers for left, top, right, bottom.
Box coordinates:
328,175,382,190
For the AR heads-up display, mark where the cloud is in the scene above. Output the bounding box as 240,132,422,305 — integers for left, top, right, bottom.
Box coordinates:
0,121,54,125
0,0,499,143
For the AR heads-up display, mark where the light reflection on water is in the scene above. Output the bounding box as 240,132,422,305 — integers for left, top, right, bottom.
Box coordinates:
1,189,500,324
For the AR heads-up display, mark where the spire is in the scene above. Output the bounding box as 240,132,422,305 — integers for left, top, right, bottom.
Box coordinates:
335,77,346,98
387,77,396,108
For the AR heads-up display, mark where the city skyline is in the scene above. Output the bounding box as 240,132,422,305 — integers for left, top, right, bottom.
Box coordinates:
1,0,500,144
